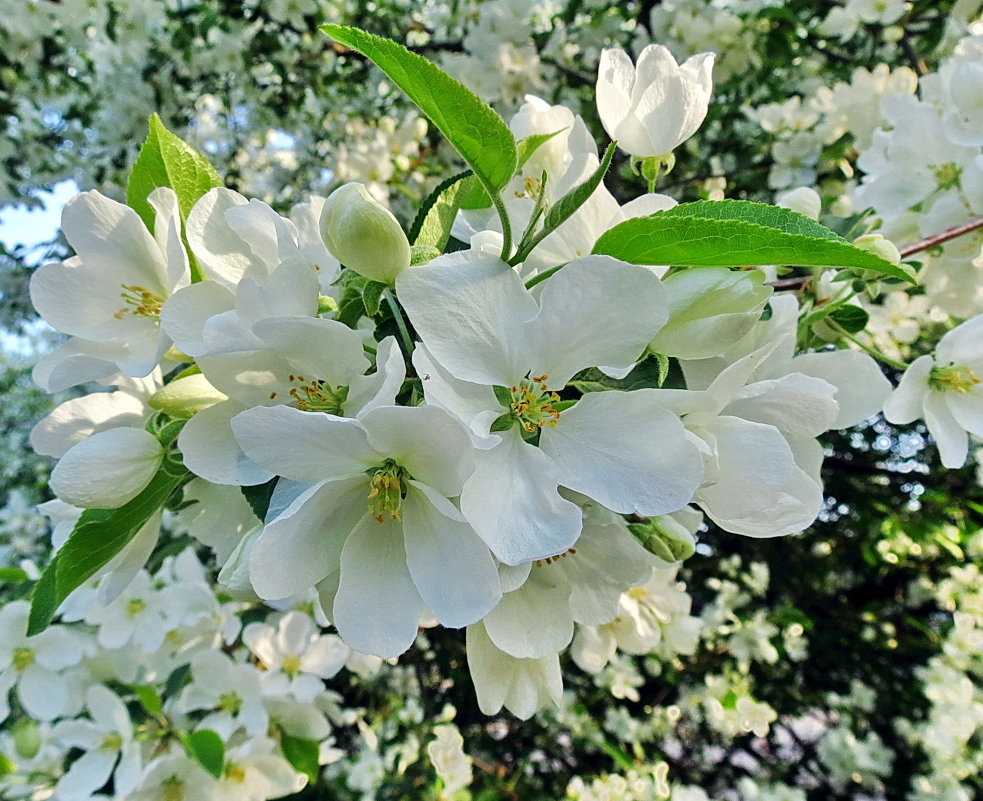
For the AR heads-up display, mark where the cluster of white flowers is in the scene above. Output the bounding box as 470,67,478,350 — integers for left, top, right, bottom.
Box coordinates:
0,547,358,801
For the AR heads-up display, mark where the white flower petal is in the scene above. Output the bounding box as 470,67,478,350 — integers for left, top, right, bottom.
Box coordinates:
482,574,573,659
883,355,933,425
299,635,349,679
460,428,582,565
789,350,892,428
333,516,426,658
528,256,668,387
179,400,274,486
924,391,969,467
30,389,145,458
252,316,370,391
249,477,366,600
396,250,538,386
186,187,266,288
361,405,475,497
402,482,501,629
232,405,377,483
160,281,235,357
19,663,68,720
55,748,118,801
540,390,702,515
346,336,407,417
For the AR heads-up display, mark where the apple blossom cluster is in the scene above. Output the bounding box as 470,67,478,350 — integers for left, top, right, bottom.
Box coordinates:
23,25,977,731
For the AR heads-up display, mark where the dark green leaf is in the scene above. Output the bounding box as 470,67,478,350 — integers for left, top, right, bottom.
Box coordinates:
182,729,225,779
409,170,470,249
280,732,321,784
489,414,516,433
27,556,59,637
828,305,870,334
492,385,513,406
593,199,916,283
241,477,279,523
322,26,517,197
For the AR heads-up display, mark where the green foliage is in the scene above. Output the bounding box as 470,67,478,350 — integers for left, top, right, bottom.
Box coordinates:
410,170,471,250
322,25,517,198
28,467,185,635
126,114,222,231
181,729,225,779
594,200,917,283
280,732,321,784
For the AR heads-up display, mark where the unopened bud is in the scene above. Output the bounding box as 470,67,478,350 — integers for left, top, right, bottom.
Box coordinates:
13,720,41,760
852,233,901,265
148,374,227,419
320,182,410,285
628,515,696,563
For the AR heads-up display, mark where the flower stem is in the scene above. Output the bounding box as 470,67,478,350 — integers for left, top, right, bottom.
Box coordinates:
384,289,414,357
827,320,907,371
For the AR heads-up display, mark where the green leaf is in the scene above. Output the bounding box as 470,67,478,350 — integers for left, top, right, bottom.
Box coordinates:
182,729,225,779
322,25,517,198
516,129,566,168
489,413,516,433
568,356,672,394
133,685,163,718
828,305,870,334
242,477,279,523
458,175,492,210
511,142,617,265
280,732,321,784
362,280,387,317
593,199,916,284
126,114,222,230
410,170,470,249
492,385,513,406
0,753,14,778
0,567,29,583
28,467,184,635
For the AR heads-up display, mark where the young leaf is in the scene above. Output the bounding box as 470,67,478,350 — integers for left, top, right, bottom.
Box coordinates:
182,729,225,779
409,170,471,250
828,305,870,334
28,467,185,635
593,199,916,284
280,731,321,784
133,685,164,718
510,142,617,265
362,280,387,316
125,114,222,231
0,567,29,583
322,25,517,198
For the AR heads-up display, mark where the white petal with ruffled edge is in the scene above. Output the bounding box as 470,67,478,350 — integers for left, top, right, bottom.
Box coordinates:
179,400,273,486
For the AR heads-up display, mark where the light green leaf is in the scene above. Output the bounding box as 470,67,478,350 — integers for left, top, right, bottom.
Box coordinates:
593,199,916,284
126,114,222,230
0,567,29,583
280,731,320,784
410,170,470,249
182,729,225,779
322,25,517,197
362,280,387,316
133,685,163,718
28,467,185,635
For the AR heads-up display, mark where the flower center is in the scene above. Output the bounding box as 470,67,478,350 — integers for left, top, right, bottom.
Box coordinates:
367,459,410,523
282,653,302,678
929,364,980,394
126,598,145,618
270,374,349,414
510,375,561,433
12,647,33,672
161,775,185,801
113,284,164,320
514,175,543,200
533,547,577,568
100,733,123,753
931,162,962,191
225,764,247,783
218,691,243,716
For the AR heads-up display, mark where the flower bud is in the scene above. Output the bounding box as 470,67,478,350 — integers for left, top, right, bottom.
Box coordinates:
320,182,410,284
13,720,41,760
628,515,696,563
852,233,901,265
148,374,228,419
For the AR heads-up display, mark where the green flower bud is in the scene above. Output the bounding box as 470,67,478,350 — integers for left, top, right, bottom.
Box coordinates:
320,182,410,285
148,374,228,419
13,719,41,760
628,515,696,563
